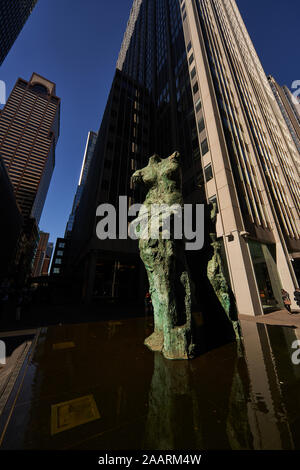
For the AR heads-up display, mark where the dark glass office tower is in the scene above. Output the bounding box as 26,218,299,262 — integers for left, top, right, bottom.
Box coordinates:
0,0,38,65
70,0,300,315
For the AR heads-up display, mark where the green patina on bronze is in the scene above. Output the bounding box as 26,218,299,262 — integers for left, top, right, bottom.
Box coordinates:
207,203,242,340
131,152,196,360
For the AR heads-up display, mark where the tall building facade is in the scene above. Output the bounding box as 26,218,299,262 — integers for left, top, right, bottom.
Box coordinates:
65,131,97,238
41,241,53,275
0,0,38,65
70,0,300,314
50,238,68,276
32,231,49,277
0,73,60,224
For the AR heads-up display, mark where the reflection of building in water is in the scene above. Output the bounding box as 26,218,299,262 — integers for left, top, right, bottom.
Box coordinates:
241,320,296,449
264,324,300,445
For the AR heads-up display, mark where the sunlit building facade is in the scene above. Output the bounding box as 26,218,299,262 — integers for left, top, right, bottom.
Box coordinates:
65,131,97,238
70,0,300,314
0,73,60,224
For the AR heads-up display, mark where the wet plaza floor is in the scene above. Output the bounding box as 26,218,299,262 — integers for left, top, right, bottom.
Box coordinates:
0,314,300,450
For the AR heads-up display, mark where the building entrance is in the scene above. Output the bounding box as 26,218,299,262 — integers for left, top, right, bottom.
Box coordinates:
248,241,284,312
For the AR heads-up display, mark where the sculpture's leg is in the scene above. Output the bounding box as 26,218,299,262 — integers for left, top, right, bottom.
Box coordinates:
162,260,195,360
144,269,164,352
145,259,177,356
142,240,195,360
148,271,163,332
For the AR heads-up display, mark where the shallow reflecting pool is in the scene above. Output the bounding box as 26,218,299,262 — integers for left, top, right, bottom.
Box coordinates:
0,316,299,449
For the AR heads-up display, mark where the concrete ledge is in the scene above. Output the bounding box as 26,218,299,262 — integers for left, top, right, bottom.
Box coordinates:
239,309,300,328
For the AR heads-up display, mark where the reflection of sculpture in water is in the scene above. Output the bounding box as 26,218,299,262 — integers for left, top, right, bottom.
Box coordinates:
226,346,254,449
207,203,242,340
143,345,253,449
143,352,204,449
131,152,196,360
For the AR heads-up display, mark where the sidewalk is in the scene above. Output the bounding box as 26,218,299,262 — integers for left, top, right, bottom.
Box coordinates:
0,330,38,417
239,309,300,328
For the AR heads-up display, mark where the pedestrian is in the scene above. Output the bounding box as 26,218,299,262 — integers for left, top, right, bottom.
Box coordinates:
281,288,292,314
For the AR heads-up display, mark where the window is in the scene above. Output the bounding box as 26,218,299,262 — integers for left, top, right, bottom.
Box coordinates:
53,268,60,274
57,250,64,256
198,117,205,133
190,67,196,80
204,164,213,182
201,138,209,156
189,53,194,65
187,41,192,53
183,12,186,21
55,258,62,265
208,195,218,211
31,84,48,95
193,82,199,94
58,242,65,248
195,98,202,113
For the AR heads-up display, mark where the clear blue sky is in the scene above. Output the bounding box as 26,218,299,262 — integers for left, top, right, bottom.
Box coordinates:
0,0,299,246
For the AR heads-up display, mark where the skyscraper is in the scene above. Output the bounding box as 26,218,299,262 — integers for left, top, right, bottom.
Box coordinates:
0,73,60,224
0,0,38,65
65,131,97,238
70,0,300,314
41,241,53,276
32,231,49,277
50,238,68,276
268,75,300,154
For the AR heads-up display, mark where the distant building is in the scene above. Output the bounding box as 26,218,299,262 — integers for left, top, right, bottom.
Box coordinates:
32,231,49,277
41,242,53,276
268,76,300,153
65,131,97,238
0,73,60,283
0,73,60,224
282,85,300,126
50,238,68,276
0,0,38,65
